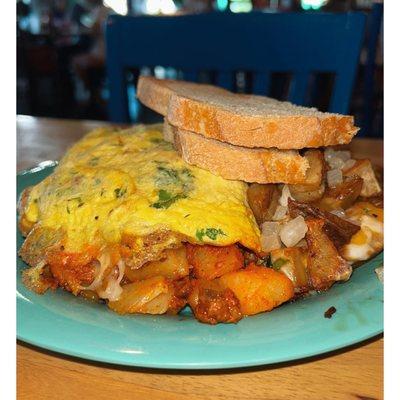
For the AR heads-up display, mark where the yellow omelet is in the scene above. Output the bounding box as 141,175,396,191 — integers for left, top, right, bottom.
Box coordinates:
19,125,261,259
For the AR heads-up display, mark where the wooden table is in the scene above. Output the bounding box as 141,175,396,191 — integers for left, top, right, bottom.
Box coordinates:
17,116,383,400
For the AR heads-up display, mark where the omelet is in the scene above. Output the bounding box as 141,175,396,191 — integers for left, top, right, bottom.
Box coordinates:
18,124,261,295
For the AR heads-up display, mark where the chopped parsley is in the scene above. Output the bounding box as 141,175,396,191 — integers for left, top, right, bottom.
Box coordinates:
66,197,84,214
151,164,195,209
271,258,288,270
114,187,127,198
196,228,227,241
151,189,187,209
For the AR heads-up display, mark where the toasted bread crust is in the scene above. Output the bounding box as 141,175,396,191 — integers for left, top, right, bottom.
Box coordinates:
138,76,359,150
168,95,358,150
163,122,310,184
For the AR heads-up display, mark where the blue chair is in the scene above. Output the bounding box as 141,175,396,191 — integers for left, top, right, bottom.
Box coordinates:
362,2,383,137
105,12,366,123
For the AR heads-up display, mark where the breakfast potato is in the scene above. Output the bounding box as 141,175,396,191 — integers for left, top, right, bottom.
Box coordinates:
270,247,309,293
317,176,363,211
188,279,242,324
341,202,383,261
305,218,352,290
218,264,294,316
108,276,173,314
124,247,189,282
186,244,244,280
247,183,279,224
288,198,360,248
289,150,326,203
343,159,381,197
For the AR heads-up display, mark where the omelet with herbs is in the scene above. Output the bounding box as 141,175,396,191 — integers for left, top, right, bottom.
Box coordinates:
18,124,261,296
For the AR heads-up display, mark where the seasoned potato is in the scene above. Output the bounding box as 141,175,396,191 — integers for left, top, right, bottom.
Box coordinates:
270,247,309,293
288,198,360,248
341,202,383,261
187,244,244,280
108,276,173,314
289,150,326,203
247,183,279,224
219,264,294,316
124,247,189,282
318,176,363,211
305,218,352,290
188,279,242,324
343,159,381,197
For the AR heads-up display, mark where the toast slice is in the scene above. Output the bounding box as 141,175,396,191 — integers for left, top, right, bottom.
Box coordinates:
163,121,310,184
137,76,359,150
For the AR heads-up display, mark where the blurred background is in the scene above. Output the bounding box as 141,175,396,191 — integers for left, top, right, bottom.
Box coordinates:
16,0,383,137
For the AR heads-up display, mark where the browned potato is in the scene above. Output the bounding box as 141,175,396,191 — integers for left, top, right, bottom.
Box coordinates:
247,183,279,224
317,176,363,211
288,198,360,248
108,276,173,315
218,264,294,316
289,150,326,202
270,247,309,293
188,279,242,324
124,247,189,282
305,218,352,290
343,159,381,197
186,244,244,280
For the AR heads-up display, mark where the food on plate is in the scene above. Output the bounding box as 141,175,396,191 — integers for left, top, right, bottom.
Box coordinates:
18,78,383,324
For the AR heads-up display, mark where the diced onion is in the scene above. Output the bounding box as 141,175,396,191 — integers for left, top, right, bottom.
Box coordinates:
343,158,356,170
97,260,126,301
279,216,308,247
327,169,343,187
261,221,281,234
279,185,293,207
334,150,351,162
272,205,288,221
327,157,345,170
261,222,282,252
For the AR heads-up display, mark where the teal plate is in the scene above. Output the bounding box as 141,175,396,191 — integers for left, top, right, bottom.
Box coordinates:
17,163,384,369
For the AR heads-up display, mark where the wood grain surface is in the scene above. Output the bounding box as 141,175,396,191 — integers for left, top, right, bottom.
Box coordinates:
16,116,383,400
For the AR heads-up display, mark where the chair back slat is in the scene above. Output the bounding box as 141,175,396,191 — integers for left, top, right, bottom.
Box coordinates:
252,72,271,96
106,12,366,122
216,72,235,91
288,72,309,105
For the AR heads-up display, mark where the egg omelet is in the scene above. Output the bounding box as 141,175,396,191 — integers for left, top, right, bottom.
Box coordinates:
18,124,261,295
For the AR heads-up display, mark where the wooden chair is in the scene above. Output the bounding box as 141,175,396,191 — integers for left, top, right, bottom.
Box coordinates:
105,12,366,123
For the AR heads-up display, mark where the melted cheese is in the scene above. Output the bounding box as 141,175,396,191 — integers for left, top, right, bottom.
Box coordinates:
23,125,261,253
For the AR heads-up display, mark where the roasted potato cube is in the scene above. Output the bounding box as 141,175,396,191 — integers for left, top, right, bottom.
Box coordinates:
124,247,189,282
270,247,309,293
289,150,326,202
343,159,381,197
288,198,360,248
341,202,383,261
187,244,244,280
247,183,279,224
188,279,242,324
219,264,294,316
305,218,352,290
318,176,363,211
108,276,173,314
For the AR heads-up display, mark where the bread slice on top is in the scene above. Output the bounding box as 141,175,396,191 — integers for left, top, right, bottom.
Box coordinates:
137,76,359,150
163,121,310,184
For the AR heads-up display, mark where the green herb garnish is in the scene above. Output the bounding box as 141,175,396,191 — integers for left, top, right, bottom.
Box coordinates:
271,258,288,270
196,228,227,241
114,188,127,198
151,189,187,209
